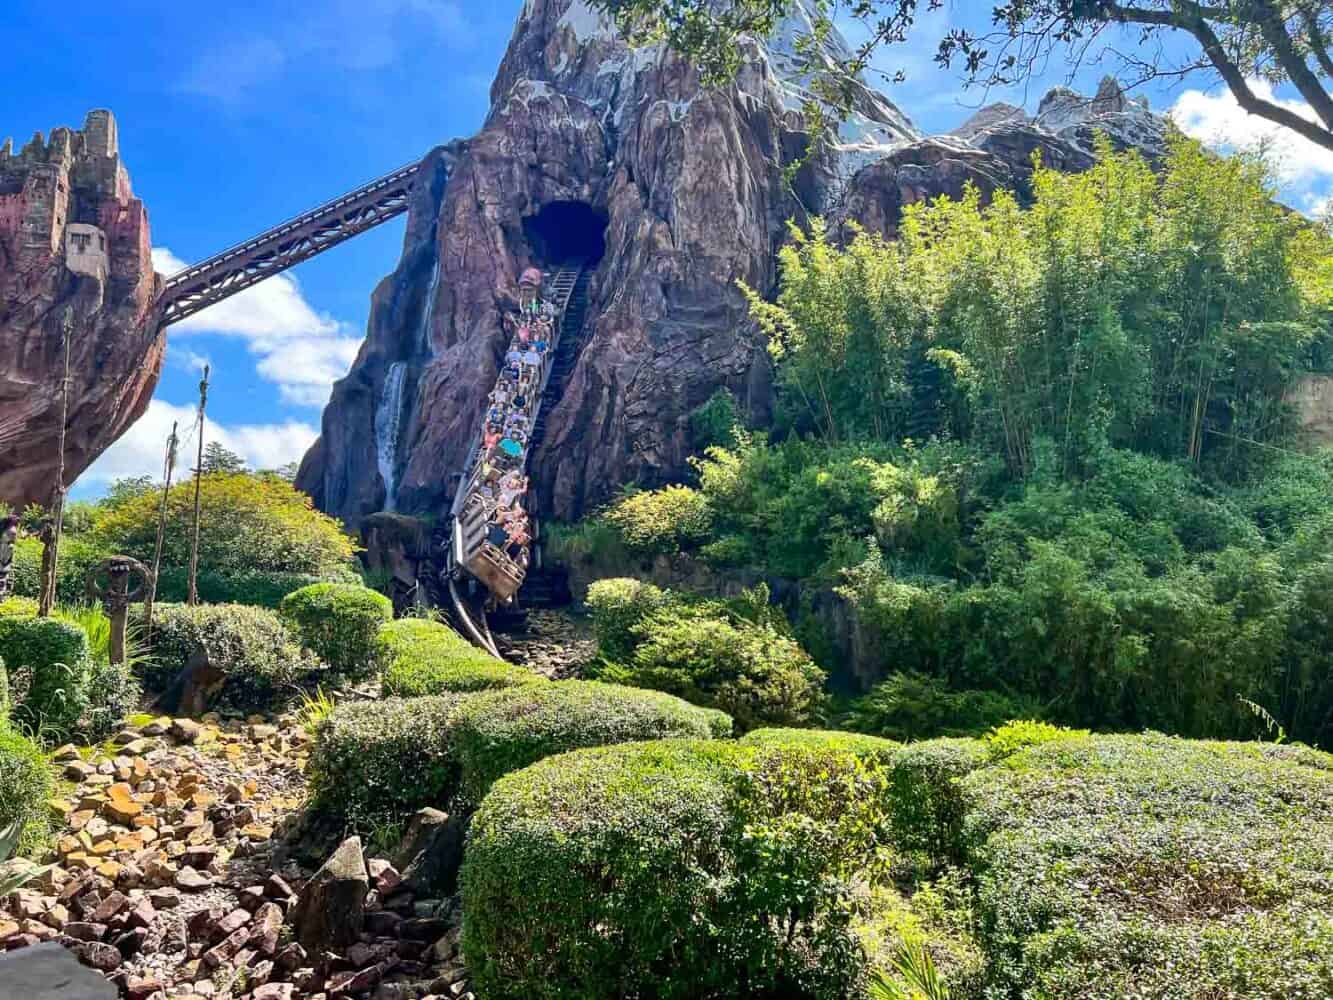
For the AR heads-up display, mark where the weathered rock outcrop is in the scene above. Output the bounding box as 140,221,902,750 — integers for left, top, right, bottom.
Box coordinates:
0,111,163,508
298,4,1169,528
838,76,1167,238
298,0,916,526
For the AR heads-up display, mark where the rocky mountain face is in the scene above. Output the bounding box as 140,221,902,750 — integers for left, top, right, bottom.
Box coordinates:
0,111,162,508
297,2,1170,527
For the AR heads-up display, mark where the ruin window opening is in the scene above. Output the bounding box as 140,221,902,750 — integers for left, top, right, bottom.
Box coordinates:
522,201,607,266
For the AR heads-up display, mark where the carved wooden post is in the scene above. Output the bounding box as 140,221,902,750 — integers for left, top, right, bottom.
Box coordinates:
86,557,151,666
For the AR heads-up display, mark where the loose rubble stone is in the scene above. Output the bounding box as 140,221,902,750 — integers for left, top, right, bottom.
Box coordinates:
290,836,369,953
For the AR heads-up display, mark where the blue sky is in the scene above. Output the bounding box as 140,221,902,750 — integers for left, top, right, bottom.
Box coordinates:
1,1,1327,498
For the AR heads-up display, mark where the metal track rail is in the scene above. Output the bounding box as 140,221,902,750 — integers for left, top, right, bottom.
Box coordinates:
157,161,422,326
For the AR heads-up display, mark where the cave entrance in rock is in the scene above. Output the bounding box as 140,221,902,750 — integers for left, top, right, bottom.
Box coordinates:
522,201,607,266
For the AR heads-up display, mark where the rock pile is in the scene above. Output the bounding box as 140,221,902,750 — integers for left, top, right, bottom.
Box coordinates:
0,714,474,999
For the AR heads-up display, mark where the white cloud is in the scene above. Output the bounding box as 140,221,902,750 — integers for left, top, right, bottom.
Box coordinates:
153,247,361,408
76,400,318,487
1171,79,1333,193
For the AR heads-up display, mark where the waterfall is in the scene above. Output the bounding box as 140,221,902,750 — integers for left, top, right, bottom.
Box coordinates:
418,252,441,357
375,361,408,511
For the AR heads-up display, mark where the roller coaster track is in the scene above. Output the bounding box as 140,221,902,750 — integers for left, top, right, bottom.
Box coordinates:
444,263,590,654
156,161,421,327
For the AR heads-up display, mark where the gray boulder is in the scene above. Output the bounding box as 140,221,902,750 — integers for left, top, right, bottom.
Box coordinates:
290,835,369,953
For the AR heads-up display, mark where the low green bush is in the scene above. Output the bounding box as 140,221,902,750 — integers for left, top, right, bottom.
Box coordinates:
0,654,8,718
450,681,732,805
309,695,462,829
0,597,38,617
83,659,142,742
462,737,892,1000
885,737,990,866
963,734,1333,998
982,718,1088,761
601,485,714,557
842,672,1041,742
0,615,92,739
279,582,392,679
0,722,54,854
379,619,542,696
153,566,353,608
741,726,898,764
584,577,671,661
605,611,826,731
135,602,305,702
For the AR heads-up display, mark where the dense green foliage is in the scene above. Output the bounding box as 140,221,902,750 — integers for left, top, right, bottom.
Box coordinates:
309,695,463,829
842,672,1039,742
0,722,53,855
135,602,305,701
378,618,543,696
601,485,714,557
574,141,1333,748
449,681,732,805
587,580,827,730
309,681,730,829
963,734,1333,998
279,583,392,679
10,472,359,608
0,615,92,739
93,472,357,581
462,737,893,1000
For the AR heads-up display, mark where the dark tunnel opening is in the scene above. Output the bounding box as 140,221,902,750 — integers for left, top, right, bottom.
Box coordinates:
522,200,608,266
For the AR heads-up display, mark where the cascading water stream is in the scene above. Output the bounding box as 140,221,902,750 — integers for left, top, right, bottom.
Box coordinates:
418,251,441,358
375,361,408,511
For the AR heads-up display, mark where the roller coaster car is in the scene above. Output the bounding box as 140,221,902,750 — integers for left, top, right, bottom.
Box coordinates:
454,499,525,604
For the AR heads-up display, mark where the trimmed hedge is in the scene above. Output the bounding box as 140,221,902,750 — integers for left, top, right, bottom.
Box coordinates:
885,737,989,865
963,734,1333,999
450,681,732,805
309,681,731,828
585,577,671,661
0,722,54,854
0,614,93,739
134,602,304,701
462,737,892,1000
741,726,898,764
379,619,542,696
309,695,463,828
279,582,392,679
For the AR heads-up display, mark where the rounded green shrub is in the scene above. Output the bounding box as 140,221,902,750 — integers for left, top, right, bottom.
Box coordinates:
963,734,1333,998
614,611,826,731
0,722,54,853
884,737,989,865
462,737,892,1000
450,681,732,805
0,614,92,739
279,582,392,679
309,695,463,828
0,654,8,718
585,577,671,661
379,619,542,696
741,726,899,764
82,659,142,742
134,602,305,701
601,485,714,557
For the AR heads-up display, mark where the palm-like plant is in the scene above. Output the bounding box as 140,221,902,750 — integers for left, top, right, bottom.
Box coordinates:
868,936,949,1000
0,819,50,895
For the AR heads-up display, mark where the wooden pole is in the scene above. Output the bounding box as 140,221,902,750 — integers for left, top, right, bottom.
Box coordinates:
39,313,73,617
187,366,209,607
144,420,178,633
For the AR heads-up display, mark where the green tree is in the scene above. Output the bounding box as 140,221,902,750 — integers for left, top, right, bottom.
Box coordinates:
200,442,247,475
